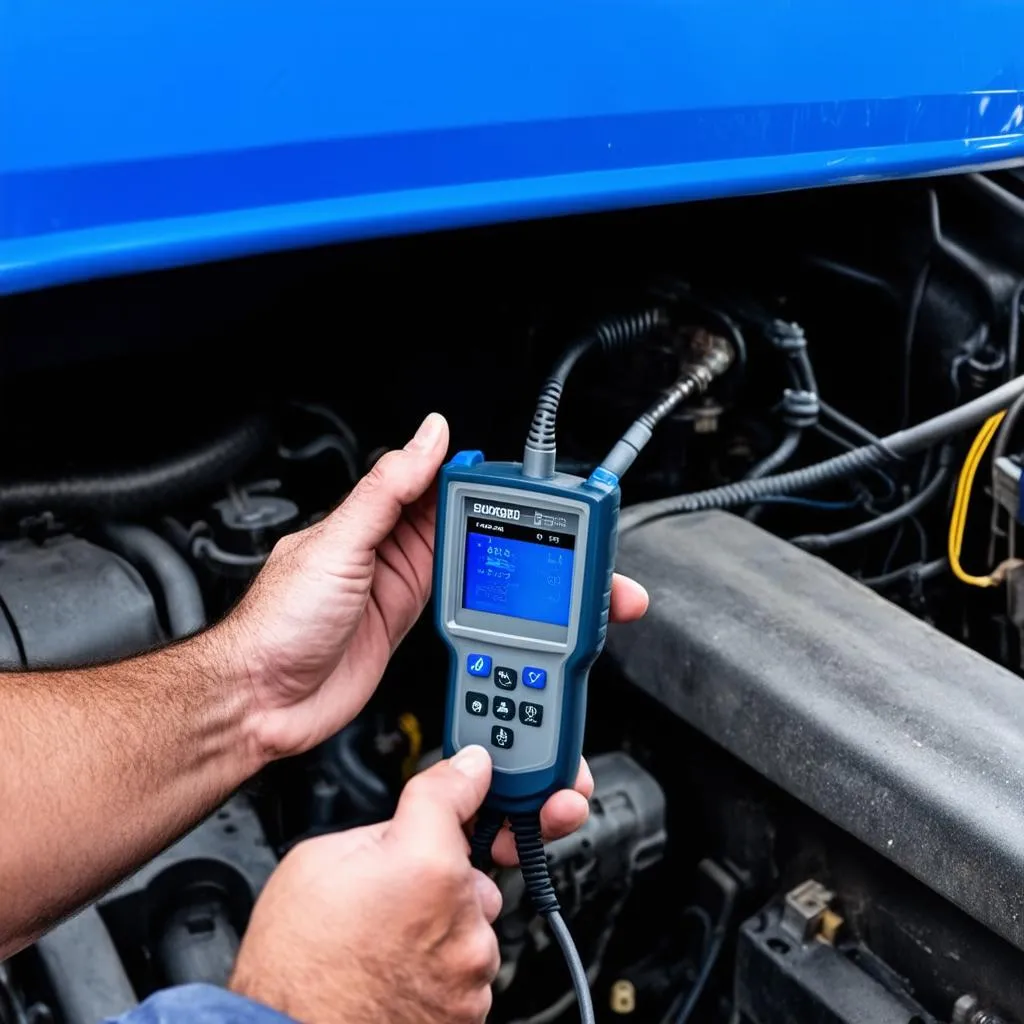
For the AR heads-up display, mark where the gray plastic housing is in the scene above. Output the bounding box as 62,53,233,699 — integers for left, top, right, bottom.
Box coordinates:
609,510,1024,952
437,480,591,776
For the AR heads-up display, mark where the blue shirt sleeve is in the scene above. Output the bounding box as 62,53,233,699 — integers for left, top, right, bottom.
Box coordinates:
104,984,296,1024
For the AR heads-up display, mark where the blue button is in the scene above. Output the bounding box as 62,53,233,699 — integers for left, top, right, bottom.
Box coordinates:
467,653,492,677
586,466,619,491
523,666,547,689
450,450,484,467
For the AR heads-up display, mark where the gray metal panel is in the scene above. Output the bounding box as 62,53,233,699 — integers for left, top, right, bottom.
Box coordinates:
608,510,1024,950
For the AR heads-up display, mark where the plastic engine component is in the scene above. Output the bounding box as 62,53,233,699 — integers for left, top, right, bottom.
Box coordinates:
0,535,163,668
545,750,666,883
608,511,1024,952
735,897,936,1023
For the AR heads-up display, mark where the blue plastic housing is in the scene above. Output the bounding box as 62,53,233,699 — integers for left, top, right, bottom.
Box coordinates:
2,0,1024,295
435,454,619,812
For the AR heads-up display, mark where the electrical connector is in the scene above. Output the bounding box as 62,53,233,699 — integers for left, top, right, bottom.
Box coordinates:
992,455,1022,522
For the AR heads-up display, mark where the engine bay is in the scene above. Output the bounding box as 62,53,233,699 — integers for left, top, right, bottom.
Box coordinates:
2,171,1024,1023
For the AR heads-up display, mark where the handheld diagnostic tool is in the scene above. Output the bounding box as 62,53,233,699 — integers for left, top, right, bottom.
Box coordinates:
432,310,731,1024
434,315,731,814
435,455,619,813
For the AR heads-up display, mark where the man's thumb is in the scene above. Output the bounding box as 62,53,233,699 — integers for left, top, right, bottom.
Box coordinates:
325,412,449,554
388,746,492,848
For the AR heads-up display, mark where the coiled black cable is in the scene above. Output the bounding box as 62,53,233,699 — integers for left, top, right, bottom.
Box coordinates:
523,308,668,477
508,813,595,1024
467,811,595,1021
468,808,504,871
508,814,560,915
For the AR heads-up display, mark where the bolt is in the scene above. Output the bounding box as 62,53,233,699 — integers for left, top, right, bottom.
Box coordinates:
609,979,636,1015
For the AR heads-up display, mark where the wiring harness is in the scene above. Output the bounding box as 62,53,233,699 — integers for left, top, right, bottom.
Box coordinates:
619,375,1024,533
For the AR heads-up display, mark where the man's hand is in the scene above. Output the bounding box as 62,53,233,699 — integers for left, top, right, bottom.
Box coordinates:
229,412,648,845
231,746,503,1024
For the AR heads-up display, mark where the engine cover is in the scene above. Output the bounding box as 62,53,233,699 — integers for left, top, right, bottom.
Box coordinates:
609,511,1024,952
0,534,162,668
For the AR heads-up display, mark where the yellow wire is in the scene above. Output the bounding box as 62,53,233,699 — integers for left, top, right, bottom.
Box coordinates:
948,411,1006,587
949,413,1002,586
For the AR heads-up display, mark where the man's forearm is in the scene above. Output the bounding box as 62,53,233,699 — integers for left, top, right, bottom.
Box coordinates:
0,623,263,958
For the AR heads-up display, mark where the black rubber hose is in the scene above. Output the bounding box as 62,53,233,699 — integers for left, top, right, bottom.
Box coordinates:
743,428,804,523
859,557,948,589
620,375,1024,533
968,172,1024,217
99,523,206,638
0,416,271,520
789,447,952,552
792,347,819,398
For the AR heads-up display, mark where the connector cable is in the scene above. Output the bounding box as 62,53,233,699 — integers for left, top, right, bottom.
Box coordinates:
598,330,734,480
469,812,595,1024
509,814,595,1024
522,309,667,479
468,807,504,871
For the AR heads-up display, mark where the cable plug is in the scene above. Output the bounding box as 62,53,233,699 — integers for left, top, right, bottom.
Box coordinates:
780,388,820,429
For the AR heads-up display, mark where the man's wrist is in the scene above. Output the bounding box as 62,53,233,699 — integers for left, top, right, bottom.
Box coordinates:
182,620,270,781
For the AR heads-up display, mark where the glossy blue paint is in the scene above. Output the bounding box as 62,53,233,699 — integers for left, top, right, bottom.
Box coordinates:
2,0,1023,294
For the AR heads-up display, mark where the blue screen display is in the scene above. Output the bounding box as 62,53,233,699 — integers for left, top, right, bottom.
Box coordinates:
463,522,575,627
